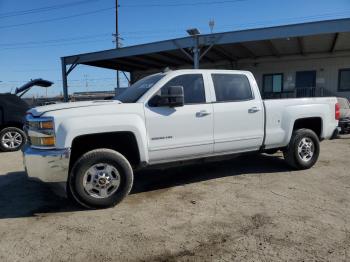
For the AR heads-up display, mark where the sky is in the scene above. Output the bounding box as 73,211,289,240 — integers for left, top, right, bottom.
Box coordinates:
0,0,349,97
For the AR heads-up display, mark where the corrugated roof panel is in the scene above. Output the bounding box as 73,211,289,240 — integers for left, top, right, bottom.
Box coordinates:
334,32,350,51
302,34,334,53
241,41,273,57
270,38,300,55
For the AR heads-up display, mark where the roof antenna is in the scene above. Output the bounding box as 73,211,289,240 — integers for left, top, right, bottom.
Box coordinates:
209,19,215,34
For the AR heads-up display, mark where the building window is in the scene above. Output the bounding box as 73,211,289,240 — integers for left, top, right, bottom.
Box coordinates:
338,69,350,91
263,73,283,93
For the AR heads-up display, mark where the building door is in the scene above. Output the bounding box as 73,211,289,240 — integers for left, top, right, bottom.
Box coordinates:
295,71,316,97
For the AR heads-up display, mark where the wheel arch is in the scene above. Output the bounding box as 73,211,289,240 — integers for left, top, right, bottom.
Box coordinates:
69,131,142,172
0,121,25,130
292,117,323,139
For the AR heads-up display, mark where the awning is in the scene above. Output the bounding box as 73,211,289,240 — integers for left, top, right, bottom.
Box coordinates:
62,18,350,72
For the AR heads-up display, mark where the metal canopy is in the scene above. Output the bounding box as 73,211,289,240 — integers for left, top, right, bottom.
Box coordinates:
61,18,350,101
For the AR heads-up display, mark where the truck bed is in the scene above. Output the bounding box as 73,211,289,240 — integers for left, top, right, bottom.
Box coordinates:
263,97,338,149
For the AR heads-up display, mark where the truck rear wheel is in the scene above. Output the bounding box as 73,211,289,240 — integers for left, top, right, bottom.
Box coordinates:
283,128,320,170
0,127,26,152
69,149,133,209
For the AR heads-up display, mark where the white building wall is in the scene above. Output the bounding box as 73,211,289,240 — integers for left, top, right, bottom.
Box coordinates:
133,51,350,99
234,51,350,98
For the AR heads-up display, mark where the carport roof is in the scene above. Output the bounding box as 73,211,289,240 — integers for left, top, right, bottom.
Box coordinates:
62,18,350,72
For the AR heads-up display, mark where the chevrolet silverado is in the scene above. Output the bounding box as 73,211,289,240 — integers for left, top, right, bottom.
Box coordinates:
23,70,339,208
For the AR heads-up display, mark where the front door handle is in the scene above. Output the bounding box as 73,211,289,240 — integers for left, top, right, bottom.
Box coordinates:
196,110,211,117
248,107,260,113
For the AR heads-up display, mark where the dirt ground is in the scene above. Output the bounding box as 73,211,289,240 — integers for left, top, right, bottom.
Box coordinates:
0,136,349,262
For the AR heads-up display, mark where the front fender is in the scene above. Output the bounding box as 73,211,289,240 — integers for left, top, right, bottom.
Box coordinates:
55,114,149,163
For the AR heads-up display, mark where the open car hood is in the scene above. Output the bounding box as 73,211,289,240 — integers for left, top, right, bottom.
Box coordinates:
15,79,53,97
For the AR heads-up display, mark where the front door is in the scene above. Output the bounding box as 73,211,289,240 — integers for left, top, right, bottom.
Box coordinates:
295,71,316,97
145,73,214,163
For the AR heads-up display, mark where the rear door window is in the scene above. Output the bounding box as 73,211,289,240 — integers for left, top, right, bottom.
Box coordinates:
211,74,253,102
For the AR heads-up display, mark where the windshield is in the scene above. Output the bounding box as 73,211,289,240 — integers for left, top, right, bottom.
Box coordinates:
114,73,165,103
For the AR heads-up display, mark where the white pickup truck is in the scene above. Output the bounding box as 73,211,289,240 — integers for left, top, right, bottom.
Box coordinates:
23,69,339,208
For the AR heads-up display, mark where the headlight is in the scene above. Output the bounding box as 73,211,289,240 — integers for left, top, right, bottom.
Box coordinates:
26,115,56,148
40,121,54,129
30,136,56,147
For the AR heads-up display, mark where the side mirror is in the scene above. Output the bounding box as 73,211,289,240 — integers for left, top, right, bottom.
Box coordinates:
150,86,184,107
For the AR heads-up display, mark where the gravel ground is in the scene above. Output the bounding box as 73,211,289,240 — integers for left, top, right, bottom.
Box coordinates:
0,136,349,262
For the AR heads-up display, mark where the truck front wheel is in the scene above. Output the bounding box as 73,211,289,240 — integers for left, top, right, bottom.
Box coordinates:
283,128,320,170
68,149,133,209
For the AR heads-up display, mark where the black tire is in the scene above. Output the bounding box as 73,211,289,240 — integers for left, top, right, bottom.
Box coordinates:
283,128,320,170
0,127,26,152
68,149,133,209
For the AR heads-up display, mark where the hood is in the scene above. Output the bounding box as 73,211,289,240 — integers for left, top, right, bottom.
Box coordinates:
15,79,53,97
28,100,122,117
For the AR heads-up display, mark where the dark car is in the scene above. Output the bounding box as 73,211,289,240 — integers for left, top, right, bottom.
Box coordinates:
337,97,350,134
0,79,53,152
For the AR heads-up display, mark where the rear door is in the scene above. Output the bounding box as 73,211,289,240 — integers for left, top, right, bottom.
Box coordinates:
210,73,264,153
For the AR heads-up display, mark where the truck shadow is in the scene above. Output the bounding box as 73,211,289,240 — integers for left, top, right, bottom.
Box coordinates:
131,154,289,194
0,171,80,219
0,154,289,219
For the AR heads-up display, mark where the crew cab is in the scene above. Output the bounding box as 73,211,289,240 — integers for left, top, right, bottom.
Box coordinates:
23,70,339,208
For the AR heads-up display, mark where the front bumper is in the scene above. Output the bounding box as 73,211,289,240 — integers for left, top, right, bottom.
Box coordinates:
22,145,70,183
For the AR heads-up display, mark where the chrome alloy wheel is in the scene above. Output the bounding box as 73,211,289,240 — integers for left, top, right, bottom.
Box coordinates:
297,137,314,162
1,131,23,149
83,163,121,199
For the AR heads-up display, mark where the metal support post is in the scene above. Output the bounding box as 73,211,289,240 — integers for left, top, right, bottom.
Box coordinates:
193,35,200,69
61,58,68,102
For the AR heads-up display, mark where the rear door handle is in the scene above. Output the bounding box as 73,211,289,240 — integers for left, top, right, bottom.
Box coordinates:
248,107,260,113
196,110,211,117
